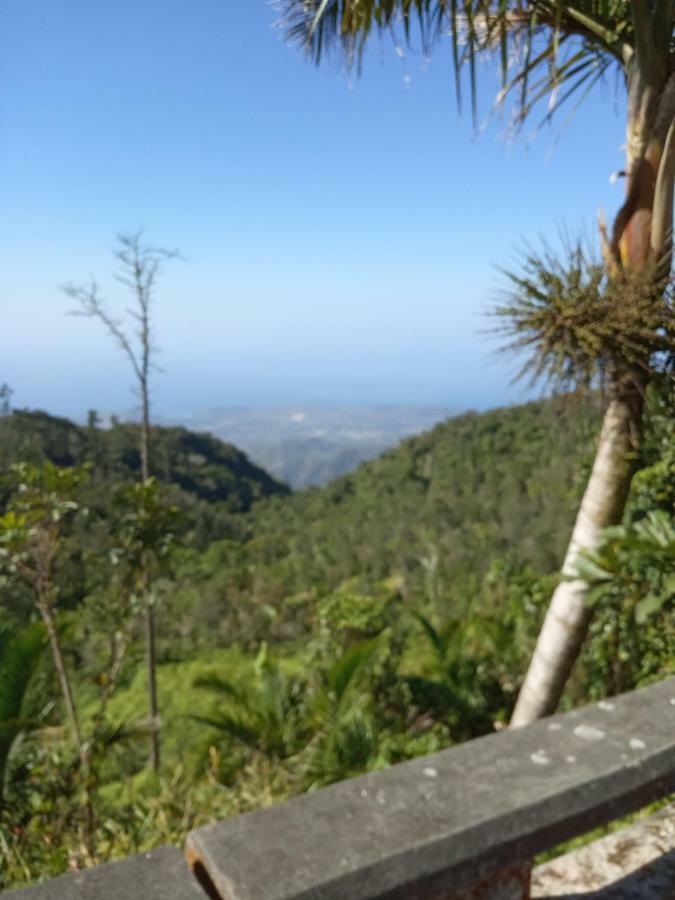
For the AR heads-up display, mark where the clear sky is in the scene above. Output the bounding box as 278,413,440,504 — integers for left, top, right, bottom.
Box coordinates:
1,1,629,418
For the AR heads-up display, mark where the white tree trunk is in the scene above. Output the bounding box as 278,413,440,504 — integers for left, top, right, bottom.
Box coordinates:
510,387,644,727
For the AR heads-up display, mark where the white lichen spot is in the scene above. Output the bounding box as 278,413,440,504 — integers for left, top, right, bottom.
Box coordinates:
548,722,562,731
573,724,605,742
423,767,438,779
376,790,387,806
629,737,646,751
361,789,369,800
598,701,614,711
670,698,675,706
565,755,577,764
531,749,550,766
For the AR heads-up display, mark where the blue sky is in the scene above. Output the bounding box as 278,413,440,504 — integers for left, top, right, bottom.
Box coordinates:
1,1,629,417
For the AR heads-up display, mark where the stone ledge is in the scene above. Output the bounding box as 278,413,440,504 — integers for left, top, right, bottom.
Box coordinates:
1,845,208,899
186,678,675,900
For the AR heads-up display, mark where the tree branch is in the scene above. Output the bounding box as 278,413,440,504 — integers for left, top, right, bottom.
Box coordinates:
64,280,144,383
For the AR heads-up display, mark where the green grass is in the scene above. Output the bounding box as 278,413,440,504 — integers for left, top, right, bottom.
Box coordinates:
82,648,257,777
80,643,312,782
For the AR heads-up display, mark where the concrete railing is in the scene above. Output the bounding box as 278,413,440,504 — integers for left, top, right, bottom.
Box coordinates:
5,677,675,899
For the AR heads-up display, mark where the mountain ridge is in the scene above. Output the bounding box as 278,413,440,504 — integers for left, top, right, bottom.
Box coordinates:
0,408,288,514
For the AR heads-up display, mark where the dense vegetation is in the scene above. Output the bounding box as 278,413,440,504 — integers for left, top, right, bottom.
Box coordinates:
0,410,288,547
0,389,672,889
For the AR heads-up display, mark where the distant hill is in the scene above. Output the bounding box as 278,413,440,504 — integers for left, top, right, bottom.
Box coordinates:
212,394,605,603
0,409,288,515
160,406,453,488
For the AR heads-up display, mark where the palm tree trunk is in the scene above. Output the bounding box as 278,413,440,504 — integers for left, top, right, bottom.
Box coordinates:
511,380,645,726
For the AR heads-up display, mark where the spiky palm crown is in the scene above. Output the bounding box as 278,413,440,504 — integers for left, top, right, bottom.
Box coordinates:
493,239,674,392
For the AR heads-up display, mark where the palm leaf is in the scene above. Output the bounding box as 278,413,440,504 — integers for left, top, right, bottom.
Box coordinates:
635,592,669,624
636,510,675,549
94,716,152,750
279,1,643,125
409,609,458,662
325,638,380,702
192,673,247,704
257,662,287,727
189,713,260,747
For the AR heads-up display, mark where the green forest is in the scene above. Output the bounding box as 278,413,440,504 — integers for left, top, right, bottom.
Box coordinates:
1,386,673,889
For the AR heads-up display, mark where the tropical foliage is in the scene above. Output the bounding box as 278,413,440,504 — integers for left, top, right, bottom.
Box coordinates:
1,388,672,889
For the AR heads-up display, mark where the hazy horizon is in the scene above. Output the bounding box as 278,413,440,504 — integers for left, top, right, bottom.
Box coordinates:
10,393,541,426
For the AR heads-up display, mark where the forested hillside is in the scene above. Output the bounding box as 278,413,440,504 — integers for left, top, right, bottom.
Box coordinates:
162,394,603,654
1,390,673,889
0,410,288,544
246,394,602,585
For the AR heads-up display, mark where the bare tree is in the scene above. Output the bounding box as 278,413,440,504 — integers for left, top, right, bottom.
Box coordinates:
64,231,180,772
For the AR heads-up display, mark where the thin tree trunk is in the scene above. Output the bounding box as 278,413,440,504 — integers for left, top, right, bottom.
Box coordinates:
145,603,160,771
38,603,87,767
41,604,96,849
510,382,645,726
140,383,160,772
140,381,150,483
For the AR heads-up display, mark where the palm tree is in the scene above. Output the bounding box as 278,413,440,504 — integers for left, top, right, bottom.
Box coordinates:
192,640,382,781
281,1,675,723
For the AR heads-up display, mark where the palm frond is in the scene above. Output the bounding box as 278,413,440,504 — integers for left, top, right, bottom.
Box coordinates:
410,610,452,661
325,638,380,703
579,509,675,623
189,713,261,746
257,663,287,727
192,653,299,756
94,716,152,750
192,673,247,704
278,1,642,125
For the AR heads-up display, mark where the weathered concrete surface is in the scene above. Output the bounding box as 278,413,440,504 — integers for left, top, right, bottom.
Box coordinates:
532,803,675,898
2,845,208,899
187,678,675,900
